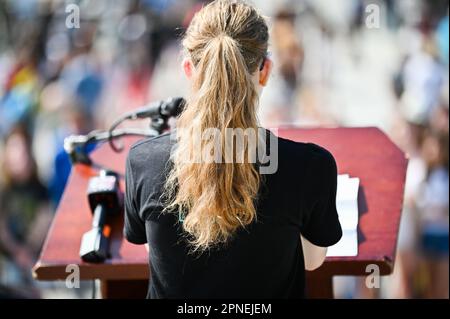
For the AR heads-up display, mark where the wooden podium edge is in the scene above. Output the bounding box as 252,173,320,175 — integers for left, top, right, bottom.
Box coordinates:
32,261,149,281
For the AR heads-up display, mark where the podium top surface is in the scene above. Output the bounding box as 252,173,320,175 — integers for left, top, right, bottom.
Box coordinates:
33,127,408,280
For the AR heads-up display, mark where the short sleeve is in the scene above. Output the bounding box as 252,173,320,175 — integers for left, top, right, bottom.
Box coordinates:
123,153,147,245
300,146,342,247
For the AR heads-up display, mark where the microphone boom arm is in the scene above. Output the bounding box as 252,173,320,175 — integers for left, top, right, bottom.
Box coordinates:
64,97,185,165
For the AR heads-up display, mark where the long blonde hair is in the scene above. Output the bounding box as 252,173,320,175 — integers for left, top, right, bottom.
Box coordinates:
164,0,269,251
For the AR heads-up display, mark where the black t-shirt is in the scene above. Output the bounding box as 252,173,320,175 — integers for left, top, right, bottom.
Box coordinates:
124,129,342,299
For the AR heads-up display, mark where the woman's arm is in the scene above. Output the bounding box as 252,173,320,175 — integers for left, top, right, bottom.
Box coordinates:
301,235,327,271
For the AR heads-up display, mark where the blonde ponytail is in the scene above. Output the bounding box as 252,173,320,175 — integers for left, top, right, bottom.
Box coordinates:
164,0,269,251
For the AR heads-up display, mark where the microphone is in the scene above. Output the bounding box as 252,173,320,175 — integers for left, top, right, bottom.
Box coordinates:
79,170,123,263
132,97,185,120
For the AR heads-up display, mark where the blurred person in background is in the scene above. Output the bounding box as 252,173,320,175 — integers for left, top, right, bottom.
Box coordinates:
59,21,103,120
259,8,304,127
46,105,95,205
0,125,52,298
417,128,449,298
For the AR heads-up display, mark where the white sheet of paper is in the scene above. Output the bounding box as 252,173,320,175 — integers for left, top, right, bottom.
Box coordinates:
326,229,358,257
326,175,360,257
336,177,359,230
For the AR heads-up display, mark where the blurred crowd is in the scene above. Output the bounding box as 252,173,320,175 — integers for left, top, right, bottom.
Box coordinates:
0,0,448,298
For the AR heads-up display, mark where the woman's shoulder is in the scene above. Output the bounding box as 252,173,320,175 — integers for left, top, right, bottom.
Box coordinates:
127,132,173,171
275,132,334,158
275,133,337,174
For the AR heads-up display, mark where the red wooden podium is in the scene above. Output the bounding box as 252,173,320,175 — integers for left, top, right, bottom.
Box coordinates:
33,127,408,298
